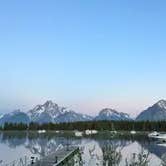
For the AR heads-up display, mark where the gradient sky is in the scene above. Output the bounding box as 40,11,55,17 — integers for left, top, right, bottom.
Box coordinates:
0,0,166,117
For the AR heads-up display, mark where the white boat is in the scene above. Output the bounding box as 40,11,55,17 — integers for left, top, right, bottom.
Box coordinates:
91,130,98,134
130,130,136,134
85,130,98,135
55,130,60,133
110,130,117,134
148,131,160,138
75,131,83,137
38,130,46,134
148,131,166,140
85,130,91,135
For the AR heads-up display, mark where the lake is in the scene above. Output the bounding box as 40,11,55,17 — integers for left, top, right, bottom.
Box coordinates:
0,131,166,166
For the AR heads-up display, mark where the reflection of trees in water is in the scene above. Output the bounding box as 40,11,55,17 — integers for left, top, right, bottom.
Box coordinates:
101,142,122,166
138,140,166,162
1,132,166,166
125,148,149,166
0,132,82,157
0,132,27,148
99,139,132,151
0,132,83,166
98,139,132,165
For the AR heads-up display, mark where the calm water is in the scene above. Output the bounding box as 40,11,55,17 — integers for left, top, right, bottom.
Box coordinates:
0,131,166,166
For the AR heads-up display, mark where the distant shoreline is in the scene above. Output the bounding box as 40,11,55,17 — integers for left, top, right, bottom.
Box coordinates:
1,120,166,132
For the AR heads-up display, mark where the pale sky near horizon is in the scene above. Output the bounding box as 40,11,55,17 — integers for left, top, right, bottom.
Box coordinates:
0,0,166,117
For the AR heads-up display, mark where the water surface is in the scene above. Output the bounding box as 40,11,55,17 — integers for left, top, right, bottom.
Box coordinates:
0,131,166,166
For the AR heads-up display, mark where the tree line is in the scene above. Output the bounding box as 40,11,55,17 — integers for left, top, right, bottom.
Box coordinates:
1,120,166,131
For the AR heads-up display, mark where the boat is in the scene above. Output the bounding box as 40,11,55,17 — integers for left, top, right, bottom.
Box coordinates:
148,131,166,140
130,130,136,134
85,130,98,135
85,130,91,135
110,130,117,134
38,130,46,134
91,130,98,134
75,131,83,137
55,130,60,133
130,125,136,135
148,131,160,138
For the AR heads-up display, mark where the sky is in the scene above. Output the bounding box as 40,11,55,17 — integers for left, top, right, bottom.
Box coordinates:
0,0,166,117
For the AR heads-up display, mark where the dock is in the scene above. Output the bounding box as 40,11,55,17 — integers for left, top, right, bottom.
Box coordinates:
30,146,79,166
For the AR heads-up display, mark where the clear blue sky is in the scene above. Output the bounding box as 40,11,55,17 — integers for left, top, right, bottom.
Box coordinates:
0,0,166,117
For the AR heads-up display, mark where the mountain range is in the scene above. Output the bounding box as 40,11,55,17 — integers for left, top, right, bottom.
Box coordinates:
0,99,166,125
0,100,131,125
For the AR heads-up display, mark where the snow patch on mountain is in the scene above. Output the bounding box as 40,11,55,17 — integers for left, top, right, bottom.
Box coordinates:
95,108,132,121
156,100,166,110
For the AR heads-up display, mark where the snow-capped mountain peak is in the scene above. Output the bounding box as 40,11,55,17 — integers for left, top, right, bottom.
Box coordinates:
99,108,118,116
27,101,93,123
95,108,132,121
136,99,166,121
27,101,63,123
156,100,166,110
43,100,58,109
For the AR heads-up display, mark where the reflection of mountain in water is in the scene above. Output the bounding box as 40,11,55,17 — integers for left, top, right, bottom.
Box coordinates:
0,131,166,165
0,132,27,148
25,136,82,157
139,141,166,159
98,139,132,150
0,132,83,157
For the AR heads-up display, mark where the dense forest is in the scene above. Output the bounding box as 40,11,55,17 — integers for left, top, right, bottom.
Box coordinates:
1,120,166,131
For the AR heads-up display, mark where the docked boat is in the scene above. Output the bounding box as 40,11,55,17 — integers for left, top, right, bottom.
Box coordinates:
148,131,166,140
85,130,91,135
130,125,136,134
148,131,160,138
55,130,60,133
110,130,117,134
38,130,46,134
130,130,136,134
85,130,98,135
75,131,83,137
91,130,98,134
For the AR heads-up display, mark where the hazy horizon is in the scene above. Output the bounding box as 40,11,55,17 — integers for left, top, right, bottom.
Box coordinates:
1,0,166,117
